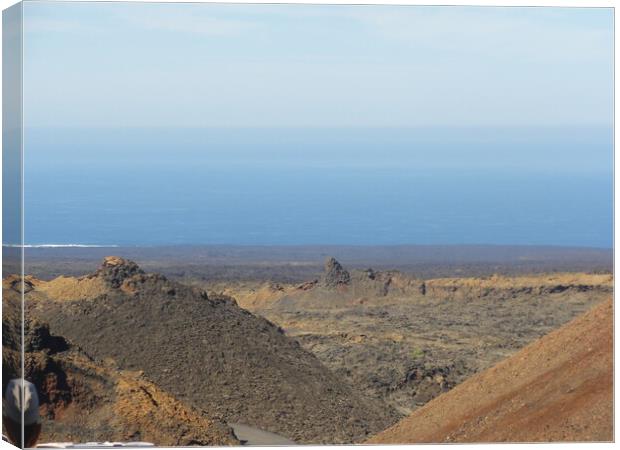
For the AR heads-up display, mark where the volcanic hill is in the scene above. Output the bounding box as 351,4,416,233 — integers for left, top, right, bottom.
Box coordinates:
24,257,398,444
367,298,613,443
3,281,238,446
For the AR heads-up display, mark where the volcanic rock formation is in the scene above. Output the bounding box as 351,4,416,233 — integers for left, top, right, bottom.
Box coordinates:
322,257,351,287
24,257,398,444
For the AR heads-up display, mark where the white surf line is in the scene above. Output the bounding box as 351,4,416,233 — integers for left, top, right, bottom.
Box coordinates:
3,244,120,248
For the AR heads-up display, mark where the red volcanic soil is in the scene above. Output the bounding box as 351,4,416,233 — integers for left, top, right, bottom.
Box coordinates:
368,298,613,443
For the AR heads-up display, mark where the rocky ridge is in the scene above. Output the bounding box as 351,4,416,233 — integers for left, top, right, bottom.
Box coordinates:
222,259,612,312
211,259,613,418
24,257,398,444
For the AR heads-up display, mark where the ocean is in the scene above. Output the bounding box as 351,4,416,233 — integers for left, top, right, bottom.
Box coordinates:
22,126,613,248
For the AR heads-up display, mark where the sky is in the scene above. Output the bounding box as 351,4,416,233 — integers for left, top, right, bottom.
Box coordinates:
14,2,614,247
23,2,614,128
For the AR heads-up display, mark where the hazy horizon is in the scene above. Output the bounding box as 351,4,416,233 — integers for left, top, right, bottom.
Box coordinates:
20,4,614,248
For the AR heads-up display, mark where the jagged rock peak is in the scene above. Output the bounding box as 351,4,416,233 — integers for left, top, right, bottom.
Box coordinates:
97,256,145,288
323,257,351,287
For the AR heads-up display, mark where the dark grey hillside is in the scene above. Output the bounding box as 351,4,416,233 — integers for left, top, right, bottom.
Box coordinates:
27,257,399,444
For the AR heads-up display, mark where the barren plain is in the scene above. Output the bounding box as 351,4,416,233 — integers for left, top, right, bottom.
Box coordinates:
2,245,613,444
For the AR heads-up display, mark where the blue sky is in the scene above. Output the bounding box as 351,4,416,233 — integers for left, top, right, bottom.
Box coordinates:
23,2,613,128
17,3,613,247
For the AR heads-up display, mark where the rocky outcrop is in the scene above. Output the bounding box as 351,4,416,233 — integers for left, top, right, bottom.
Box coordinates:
297,280,318,291
97,256,146,288
322,257,351,288
24,317,69,354
423,274,613,301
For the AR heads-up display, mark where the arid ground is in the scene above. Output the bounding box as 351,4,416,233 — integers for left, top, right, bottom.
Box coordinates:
3,245,613,444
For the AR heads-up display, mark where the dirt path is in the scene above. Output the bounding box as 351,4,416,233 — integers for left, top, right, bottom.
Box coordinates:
230,423,296,445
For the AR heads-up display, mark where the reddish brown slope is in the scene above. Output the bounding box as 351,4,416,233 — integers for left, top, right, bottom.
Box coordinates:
368,298,613,443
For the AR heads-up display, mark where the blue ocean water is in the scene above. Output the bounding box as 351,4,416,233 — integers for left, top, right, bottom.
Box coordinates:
23,127,613,248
